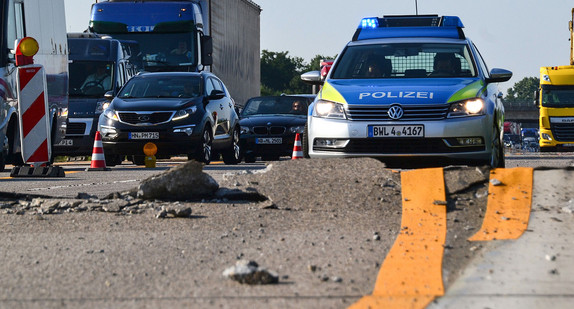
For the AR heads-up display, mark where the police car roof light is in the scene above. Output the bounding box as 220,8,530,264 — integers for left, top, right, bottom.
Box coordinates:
354,15,465,41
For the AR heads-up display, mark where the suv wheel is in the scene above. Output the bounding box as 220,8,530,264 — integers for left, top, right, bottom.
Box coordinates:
222,127,241,165
195,127,212,165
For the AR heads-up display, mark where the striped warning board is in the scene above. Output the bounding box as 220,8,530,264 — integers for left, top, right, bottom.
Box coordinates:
16,65,51,165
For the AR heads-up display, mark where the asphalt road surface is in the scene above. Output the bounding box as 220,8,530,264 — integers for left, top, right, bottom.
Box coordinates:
1,152,573,308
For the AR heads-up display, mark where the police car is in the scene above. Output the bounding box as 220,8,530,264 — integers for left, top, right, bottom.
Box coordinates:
301,15,512,167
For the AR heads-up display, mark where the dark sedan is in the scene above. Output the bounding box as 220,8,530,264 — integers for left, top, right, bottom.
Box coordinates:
97,72,241,166
239,95,314,162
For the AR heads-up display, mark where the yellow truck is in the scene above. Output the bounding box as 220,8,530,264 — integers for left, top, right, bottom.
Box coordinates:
536,9,574,152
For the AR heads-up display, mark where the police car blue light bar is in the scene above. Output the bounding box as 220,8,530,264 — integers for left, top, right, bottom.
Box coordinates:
354,15,465,41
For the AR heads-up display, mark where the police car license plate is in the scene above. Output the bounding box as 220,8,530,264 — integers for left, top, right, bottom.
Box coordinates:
256,137,282,144
368,125,424,137
129,132,159,139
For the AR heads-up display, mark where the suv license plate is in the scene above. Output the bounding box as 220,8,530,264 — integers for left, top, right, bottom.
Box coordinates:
368,125,424,138
129,132,159,140
256,137,282,144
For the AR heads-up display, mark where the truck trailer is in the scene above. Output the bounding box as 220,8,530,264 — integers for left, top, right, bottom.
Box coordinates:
0,0,68,171
88,0,261,106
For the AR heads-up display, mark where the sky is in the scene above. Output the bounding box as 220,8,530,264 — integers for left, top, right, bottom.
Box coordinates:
64,0,574,92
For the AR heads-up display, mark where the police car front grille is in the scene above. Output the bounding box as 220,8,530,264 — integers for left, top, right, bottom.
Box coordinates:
346,104,449,121
314,138,484,154
118,112,174,125
551,123,574,141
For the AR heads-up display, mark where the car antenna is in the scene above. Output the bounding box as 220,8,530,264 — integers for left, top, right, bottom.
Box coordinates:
414,0,419,15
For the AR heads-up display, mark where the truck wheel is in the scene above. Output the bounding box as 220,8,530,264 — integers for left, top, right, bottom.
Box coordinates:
222,127,241,165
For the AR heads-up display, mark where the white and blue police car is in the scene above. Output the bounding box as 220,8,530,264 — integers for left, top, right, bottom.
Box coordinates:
301,15,512,167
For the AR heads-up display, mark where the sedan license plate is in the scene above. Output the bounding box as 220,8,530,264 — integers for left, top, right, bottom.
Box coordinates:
368,125,424,138
129,132,159,140
256,137,282,144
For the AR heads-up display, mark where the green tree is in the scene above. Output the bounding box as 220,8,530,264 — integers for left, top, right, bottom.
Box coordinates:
505,77,540,103
260,50,336,95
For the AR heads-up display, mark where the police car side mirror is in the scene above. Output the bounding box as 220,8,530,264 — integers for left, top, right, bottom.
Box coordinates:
301,71,324,86
485,68,512,84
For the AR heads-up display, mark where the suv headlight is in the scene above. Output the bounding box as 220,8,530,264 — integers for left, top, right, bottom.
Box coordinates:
173,106,198,121
448,98,485,118
104,108,118,121
313,100,347,119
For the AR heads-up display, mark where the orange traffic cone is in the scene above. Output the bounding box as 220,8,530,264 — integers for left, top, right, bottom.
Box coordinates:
292,133,303,160
86,131,111,171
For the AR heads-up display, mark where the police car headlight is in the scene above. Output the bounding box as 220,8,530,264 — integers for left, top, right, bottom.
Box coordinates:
314,100,347,119
104,109,118,121
448,98,485,118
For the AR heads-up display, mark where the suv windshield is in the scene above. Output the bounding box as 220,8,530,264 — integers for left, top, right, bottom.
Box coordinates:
118,75,202,99
331,43,476,79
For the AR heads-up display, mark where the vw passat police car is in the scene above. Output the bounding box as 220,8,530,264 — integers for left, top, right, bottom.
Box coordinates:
301,15,512,167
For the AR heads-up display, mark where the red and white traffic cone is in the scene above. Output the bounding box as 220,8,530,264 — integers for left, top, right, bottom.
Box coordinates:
86,131,111,171
292,133,303,160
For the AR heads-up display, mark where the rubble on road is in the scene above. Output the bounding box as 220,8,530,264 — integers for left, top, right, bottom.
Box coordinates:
222,259,279,285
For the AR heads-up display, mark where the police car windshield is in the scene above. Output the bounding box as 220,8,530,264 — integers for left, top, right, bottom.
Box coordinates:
330,43,476,79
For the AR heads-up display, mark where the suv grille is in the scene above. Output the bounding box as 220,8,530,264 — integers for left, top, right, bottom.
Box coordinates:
118,112,174,125
346,104,449,121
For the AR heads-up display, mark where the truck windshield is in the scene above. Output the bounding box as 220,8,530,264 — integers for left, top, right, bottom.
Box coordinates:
541,85,574,107
69,61,114,97
102,32,196,72
331,43,476,79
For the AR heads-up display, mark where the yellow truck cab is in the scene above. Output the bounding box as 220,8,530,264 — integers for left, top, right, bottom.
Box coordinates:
536,9,574,152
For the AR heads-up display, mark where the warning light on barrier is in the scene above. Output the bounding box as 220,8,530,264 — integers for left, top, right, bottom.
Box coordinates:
143,142,158,156
15,37,39,66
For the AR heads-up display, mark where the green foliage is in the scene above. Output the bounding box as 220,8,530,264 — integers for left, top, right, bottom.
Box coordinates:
260,50,336,95
505,77,540,103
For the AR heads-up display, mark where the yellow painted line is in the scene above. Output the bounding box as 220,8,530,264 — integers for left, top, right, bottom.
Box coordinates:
469,167,533,241
350,168,447,309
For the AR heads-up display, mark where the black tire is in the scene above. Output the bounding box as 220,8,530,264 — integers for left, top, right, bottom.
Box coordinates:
195,127,213,165
105,154,122,167
132,155,145,166
302,122,310,158
490,126,505,168
0,151,6,172
222,127,241,165
261,155,280,161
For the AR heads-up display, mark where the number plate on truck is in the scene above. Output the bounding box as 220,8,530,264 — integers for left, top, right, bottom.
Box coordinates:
129,132,159,139
368,125,424,137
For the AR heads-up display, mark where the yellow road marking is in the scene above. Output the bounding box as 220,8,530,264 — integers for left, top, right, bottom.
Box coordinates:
350,168,447,309
469,167,533,241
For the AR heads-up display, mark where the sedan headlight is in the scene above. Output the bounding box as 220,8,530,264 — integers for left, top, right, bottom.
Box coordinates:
313,100,346,119
289,126,305,134
104,108,118,121
240,126,251,134
448,98,485,118
173,106,198,121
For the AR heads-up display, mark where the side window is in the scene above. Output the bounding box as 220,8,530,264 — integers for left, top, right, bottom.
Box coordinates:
211,78,224,92
205,78,215,96
118,63,125,86
473,43,490,77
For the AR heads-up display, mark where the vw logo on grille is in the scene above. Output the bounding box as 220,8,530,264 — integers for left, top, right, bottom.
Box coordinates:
388,105,404,120
138,115,151,122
